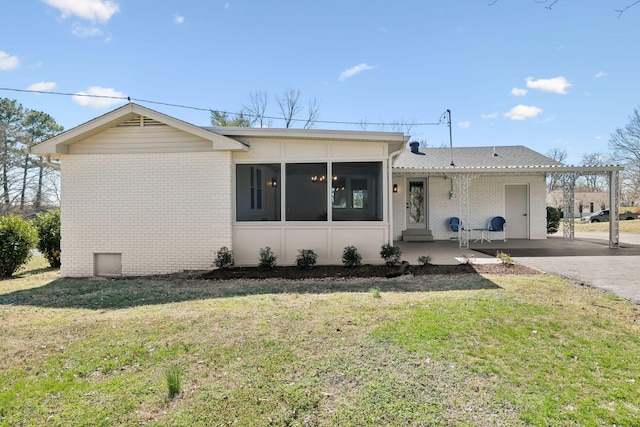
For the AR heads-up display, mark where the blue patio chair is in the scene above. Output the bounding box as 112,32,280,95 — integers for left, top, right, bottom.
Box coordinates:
488,216,506,241
449,217,462,233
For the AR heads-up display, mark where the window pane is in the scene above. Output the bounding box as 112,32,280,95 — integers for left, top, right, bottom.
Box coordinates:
332,162,382,221
236,164,281,221
286,163,327,221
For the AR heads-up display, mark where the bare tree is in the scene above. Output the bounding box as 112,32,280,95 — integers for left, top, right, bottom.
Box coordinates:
243,91,270,128
578,152,609,191
546,148,567,192
276,89,302,129
610,108,640,206
303,98,320,129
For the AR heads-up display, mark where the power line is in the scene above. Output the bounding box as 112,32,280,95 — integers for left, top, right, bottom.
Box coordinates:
0,87,445,128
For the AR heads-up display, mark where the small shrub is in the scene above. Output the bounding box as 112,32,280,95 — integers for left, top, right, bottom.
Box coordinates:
295,249,317,269
380,243,402,266
370,287,381,298
496,251,513,266
342,246,362,268
32,210,61,268
0,215,38,277
417,255,432,266
214,246,234,269
259,246,278,270
165,364,182,399
547,206,561,234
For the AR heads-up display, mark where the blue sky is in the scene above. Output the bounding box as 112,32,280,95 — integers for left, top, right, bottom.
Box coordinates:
1,0,639,165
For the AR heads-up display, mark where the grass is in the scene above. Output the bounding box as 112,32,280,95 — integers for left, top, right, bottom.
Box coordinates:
1,257,640,425
569,218,640,233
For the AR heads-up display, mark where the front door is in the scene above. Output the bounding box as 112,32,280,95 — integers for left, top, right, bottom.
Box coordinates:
406,179,427,229
505,184,528,238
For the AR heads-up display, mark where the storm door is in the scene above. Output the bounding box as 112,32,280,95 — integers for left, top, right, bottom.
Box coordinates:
406,179,427,229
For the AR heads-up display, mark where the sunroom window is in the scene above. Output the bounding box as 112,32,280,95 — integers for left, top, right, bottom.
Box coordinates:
236,164,281,221
285,163,327,221
331,162,382,221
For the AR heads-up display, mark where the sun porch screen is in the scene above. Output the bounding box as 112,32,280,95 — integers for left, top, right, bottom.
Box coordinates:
332,162,382,221
286,163,328,221
236,164,281,221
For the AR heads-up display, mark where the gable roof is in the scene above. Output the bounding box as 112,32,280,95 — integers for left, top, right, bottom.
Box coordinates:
30,103,247,155
393,145,622,173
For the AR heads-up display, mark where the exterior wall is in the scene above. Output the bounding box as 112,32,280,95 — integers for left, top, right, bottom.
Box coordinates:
60,152,232,277
392,173,548,241
233,138,391,266
68,124,213,154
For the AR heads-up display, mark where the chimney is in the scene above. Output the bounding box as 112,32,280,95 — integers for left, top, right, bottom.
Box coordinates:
409,141,425,155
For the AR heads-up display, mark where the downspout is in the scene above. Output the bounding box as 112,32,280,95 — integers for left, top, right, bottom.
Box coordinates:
388,145,407,244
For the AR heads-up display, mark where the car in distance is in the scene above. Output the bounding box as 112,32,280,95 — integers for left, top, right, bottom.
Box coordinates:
581,210,640,223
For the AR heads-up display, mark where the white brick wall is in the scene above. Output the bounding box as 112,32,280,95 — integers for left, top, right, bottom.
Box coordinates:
392,174,548,241
60,152,232,277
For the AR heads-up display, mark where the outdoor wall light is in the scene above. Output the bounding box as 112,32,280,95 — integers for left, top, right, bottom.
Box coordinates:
271,177,278,187
393,184,398,193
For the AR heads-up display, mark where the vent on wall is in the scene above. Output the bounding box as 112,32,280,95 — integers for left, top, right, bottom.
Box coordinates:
118,115,166,127
94,253,122,277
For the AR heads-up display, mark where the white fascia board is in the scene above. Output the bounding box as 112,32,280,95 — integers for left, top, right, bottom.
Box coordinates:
393,165,624,174
211,127,409,143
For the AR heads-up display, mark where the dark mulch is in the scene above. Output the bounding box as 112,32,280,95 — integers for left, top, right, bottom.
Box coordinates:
200,262,540,281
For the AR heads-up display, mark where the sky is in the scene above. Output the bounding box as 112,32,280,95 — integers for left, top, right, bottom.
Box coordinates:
1,0,639,165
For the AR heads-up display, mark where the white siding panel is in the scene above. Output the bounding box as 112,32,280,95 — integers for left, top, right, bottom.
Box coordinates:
69,126,212,154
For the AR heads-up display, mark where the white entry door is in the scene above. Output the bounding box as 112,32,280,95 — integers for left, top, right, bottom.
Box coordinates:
505,184,528,238
406,179,427,229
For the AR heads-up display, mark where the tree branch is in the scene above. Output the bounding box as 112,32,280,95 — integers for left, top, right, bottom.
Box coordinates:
615,0,640,16
488,0,639,15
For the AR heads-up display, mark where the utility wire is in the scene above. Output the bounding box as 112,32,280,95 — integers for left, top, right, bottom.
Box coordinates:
0,87,445,127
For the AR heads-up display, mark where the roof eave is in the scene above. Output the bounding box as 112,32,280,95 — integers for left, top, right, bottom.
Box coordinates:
30,103,247,155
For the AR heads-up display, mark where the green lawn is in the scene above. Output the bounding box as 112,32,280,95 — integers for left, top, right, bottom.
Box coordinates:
1,257,639,426
569,218,640,233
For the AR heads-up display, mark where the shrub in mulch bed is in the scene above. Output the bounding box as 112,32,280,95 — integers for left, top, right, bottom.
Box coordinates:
199,262,538,281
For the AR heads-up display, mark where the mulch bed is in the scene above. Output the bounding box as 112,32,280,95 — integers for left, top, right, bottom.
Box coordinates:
200,262,540,281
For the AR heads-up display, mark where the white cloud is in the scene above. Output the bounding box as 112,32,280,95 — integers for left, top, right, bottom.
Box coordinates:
525,76,572,94
0,51,19,70
503,104,543,121
339,63,375,81
481,112,499,119
27,81,57,91
595,71,607,78
511,87,528,96
42,0,120,23
73,86,126,108
71,23,103,38
458,121,471,129
175,15,185,24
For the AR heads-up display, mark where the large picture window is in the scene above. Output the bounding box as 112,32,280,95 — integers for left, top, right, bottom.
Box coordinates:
236,164,281,221
286,163,327,221
332,162,382,221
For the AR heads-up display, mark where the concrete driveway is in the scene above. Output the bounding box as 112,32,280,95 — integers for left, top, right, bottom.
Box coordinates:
512,232,640,304
397,232,640,304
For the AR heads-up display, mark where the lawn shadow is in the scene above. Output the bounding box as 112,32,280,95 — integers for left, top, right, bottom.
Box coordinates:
0,265,505,310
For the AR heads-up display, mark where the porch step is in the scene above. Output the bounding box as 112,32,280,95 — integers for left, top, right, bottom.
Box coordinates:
402,229,434,242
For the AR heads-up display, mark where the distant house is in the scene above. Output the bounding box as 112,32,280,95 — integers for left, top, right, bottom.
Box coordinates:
547,191,609,217
31,103,623,276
